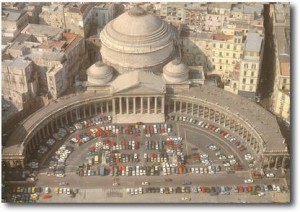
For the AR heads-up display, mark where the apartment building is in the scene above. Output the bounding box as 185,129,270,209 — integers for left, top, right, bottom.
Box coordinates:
238,32,264,100
211,31,244,78
2,58,38,111
270,3,290,124
2,9,29,38
160,3,187,25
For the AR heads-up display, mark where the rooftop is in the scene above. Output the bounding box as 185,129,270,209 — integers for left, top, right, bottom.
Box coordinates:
22,24,64,39
2,9,26,22
2,58,31,70
213,33,234,41
111,70,165,94
280,62,290,77
244,32,263,52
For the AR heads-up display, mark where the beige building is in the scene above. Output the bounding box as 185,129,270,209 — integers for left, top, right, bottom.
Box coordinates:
270,3,290,124
2,9,29,38
160,3,187,25
2,58,38,111
238,32,264,100
211,31,244,78
64,3,93,37
39,3,65,28
7,24,87,99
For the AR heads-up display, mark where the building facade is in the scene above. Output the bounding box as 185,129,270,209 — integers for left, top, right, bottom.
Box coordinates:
2,58,38,111
238,32,264,100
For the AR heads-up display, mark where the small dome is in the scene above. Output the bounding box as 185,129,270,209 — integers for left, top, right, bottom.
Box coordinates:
87,61,113,85
163,59,189,83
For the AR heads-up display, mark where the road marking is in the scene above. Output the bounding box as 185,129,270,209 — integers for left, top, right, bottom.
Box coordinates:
180,123,244,163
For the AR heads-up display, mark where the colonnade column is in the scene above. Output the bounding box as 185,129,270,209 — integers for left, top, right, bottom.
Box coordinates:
133,98,136,114
173,100,176,113
179,101,182,113
106,102,109,113
162,97,165,113
267,156,272,170
154,97,157,113
89,104,92,117
112,99,116,115
126,97,129,114
94,103,98,116
274,157,279,170
119,97,122,114
147,97,150,114
141,97,143,114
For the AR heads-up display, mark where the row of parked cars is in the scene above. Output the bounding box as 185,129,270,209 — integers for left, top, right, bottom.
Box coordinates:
126,183,286,196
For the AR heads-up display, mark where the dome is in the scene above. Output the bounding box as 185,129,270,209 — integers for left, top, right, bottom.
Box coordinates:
87,61,113,85
163,59,189,83
100,5,174,73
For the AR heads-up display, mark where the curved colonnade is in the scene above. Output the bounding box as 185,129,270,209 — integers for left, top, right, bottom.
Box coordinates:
3,93,289,172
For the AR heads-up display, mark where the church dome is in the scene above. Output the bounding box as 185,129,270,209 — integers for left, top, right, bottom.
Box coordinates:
87,61,113,85
100,5,174,73
163,59,189,83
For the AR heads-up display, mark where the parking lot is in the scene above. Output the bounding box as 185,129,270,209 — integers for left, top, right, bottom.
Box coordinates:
3,113,289,203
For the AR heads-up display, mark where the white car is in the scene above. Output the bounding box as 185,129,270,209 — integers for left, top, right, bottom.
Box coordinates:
258,192,265,197
45,187,50,194
142,181,150,186
266,173,275,178
244,179,254,184
181,197,191,201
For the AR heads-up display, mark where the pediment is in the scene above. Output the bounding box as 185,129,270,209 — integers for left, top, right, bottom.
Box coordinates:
111,83,165,95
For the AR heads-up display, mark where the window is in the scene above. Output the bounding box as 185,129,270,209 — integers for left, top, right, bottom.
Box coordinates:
219,52,222,57
226,60,229,64
213,43,216,48
226,52,229,56
220,66,222,70
249,86,253,91
95,13,98,17
251,71,254,76
244,71,247,76
251,64,256,69
233,53,236,58
243,78,246,83
244,63,248,69
233,46,237,51
220,44,223,48
219,59,222,63
227,44,230,49
250,79,254,84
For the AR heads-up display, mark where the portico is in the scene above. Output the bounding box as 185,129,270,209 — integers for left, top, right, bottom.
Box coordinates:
110,70,166,123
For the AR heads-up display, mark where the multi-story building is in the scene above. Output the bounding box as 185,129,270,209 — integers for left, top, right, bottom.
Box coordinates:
92,3,115,30
39,3,66,28
2,9,29,38
160,3,187,25
238,32,264,100
271,4,290,124
184,4,207,31
2,58,38,111
4,23,87,99
231,3,263,22
211,31,244,78
207,3,232,15
64,3,93,37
